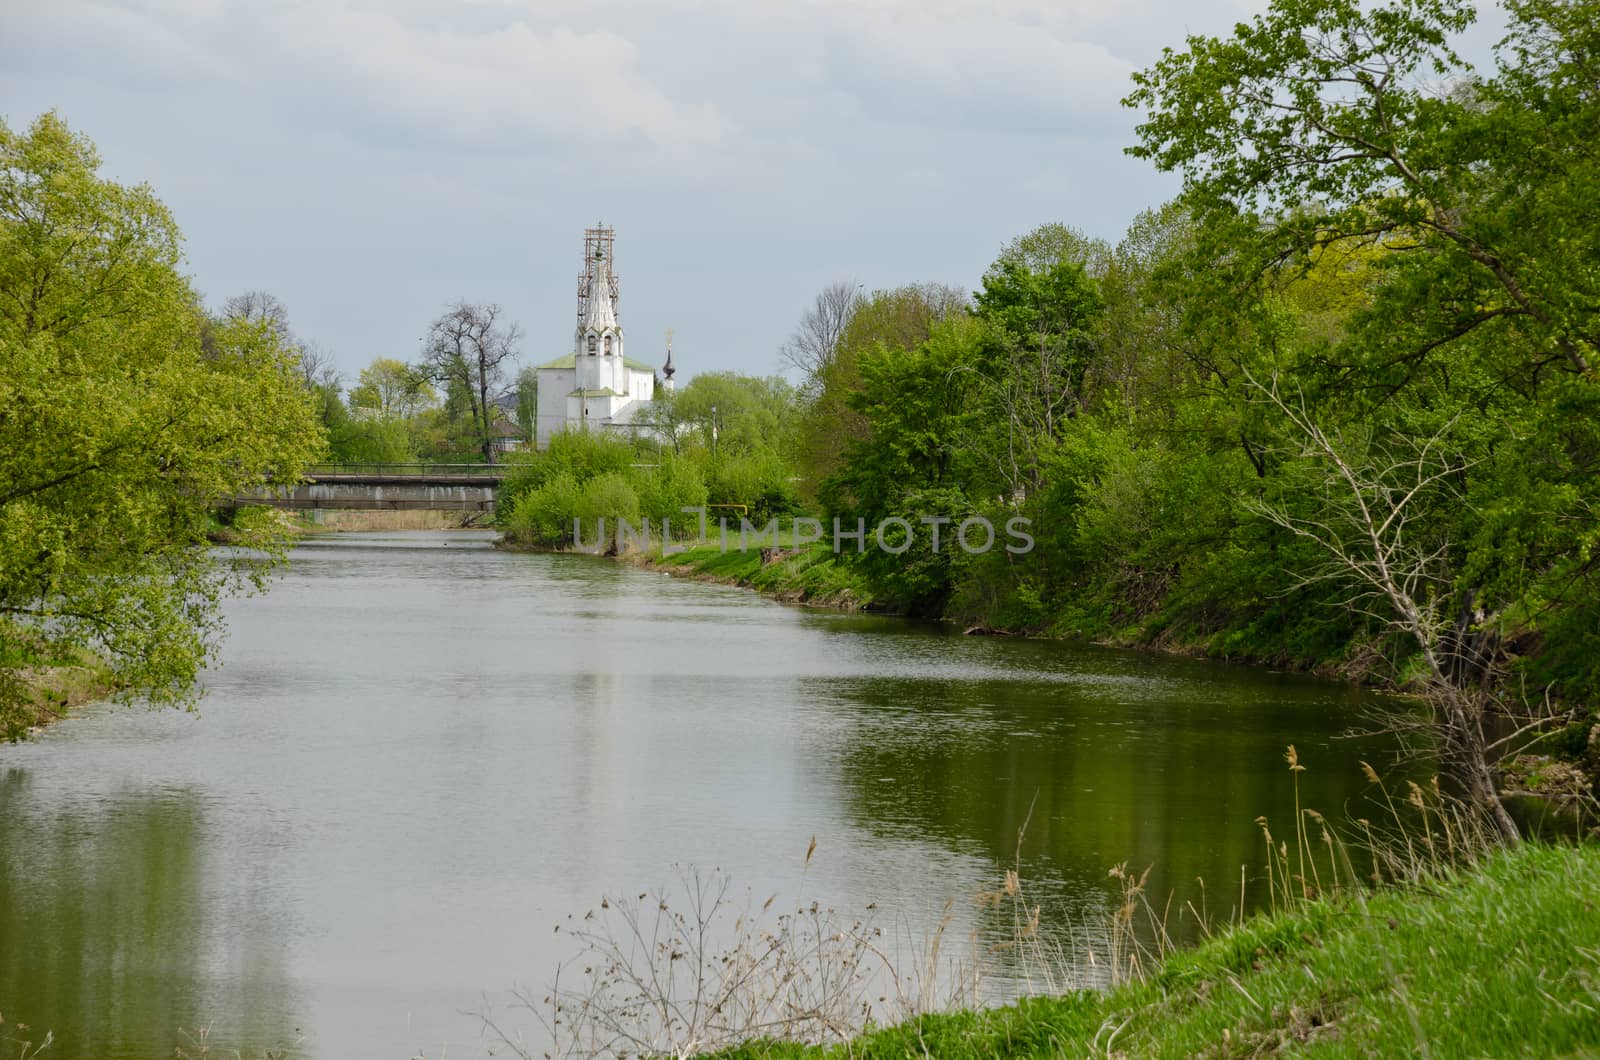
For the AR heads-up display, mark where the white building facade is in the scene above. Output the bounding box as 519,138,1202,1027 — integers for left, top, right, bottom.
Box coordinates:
535,227,669,449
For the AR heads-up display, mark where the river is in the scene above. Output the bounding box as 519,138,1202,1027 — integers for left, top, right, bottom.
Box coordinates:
0,530,1412,1057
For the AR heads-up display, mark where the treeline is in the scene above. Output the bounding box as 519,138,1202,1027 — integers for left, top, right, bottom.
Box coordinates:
239,297,536,466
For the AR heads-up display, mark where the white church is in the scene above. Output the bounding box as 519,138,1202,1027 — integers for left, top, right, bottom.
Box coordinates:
534,226,675,449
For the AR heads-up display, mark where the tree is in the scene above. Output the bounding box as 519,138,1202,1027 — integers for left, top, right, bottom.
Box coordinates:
993,222,1112,279
1125,0,1598,382
513,364,538,441
421,302,521,463
671,372,798,460
821,315,984,520
220,290,333,388
970,255,1104,497
222,290,293,343
794,283,967,497
1125,0,1600,835
1244,372,1525,839
1088,205,1198,421
0,113,324,740
778,280,864,383
294,340,336,391
349,357,435,420
819,316,987,614
633,387,691,456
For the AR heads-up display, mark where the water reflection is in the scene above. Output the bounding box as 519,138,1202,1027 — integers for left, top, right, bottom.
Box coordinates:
0,772,303,1056
796,624,1421,951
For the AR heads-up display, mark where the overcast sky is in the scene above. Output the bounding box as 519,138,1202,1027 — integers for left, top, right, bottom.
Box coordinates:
0,0,1505,384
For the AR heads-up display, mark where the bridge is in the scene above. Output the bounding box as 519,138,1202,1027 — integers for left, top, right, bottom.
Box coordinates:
235,464,507,512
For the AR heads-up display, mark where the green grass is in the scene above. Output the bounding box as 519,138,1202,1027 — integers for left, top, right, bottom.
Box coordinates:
718,843,1600,1058
0,618,119,738
650,534,876,609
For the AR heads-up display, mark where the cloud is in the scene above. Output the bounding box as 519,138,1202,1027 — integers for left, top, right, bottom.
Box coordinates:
262,4,727,152
813,7,1136,131
4,0,727,155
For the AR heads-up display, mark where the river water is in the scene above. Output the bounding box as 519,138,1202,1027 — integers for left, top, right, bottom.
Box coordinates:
0,531,1410,1057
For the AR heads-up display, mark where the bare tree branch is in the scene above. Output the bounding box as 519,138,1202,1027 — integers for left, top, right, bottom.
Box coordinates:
779,280,863,382
1240,366,1544,842
422,301,522,463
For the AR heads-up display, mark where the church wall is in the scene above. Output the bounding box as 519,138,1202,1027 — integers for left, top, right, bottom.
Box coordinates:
535,367,575,449
628,368,654,401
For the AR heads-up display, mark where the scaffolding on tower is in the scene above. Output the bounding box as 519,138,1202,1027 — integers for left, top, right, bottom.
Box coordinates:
575,224,619,328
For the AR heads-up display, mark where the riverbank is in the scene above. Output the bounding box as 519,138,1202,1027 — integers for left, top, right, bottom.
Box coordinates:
631,538,1364,669
627,539,875,611
719,841,1600,1058
0,621,120,739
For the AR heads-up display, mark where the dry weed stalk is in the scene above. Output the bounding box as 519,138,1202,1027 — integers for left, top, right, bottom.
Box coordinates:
480,862,985,1060
173,1022,301,1060
0,1011,53,1060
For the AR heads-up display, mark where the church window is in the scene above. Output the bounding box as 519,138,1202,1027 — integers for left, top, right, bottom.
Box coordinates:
604,334,613,356
587,334,597,354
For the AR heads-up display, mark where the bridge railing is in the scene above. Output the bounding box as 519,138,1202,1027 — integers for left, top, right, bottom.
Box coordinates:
306,463,509,477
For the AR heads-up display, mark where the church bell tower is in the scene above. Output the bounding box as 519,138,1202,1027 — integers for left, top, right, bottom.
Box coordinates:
574,225,624,395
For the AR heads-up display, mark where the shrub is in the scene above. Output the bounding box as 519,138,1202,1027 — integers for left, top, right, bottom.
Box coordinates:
503,472,581,548
574,473,641,549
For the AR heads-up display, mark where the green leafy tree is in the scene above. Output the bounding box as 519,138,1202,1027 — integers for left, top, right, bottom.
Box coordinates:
795,284,967,497
992,222,1112,279
349,357,436,420
513,364,538,441
970,253,1104,498
671,372,798,460
0,113,324,739
822,317,983,517
1126,0,1600,837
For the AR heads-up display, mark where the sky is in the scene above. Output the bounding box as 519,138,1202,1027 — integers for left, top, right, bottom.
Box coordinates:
0,0,1505,385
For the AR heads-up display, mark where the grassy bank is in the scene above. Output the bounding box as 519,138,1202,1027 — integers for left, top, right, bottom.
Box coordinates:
627,532,1351,654
633,538,875,611
719,841,1600,1059
631,536,1420,668
0,621,119,738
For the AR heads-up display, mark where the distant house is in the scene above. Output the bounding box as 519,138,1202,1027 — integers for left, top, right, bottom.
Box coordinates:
488,410,527,458
534,226,675,449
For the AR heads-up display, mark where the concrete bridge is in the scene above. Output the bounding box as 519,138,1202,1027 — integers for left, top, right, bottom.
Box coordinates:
236,464,506,512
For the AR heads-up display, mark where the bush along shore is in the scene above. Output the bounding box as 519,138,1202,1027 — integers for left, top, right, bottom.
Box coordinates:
628,535,874,613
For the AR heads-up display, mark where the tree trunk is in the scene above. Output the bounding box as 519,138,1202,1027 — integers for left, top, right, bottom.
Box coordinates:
1438,687,1520,843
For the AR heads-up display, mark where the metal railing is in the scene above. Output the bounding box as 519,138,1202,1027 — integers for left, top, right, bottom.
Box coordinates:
305,463,508,477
